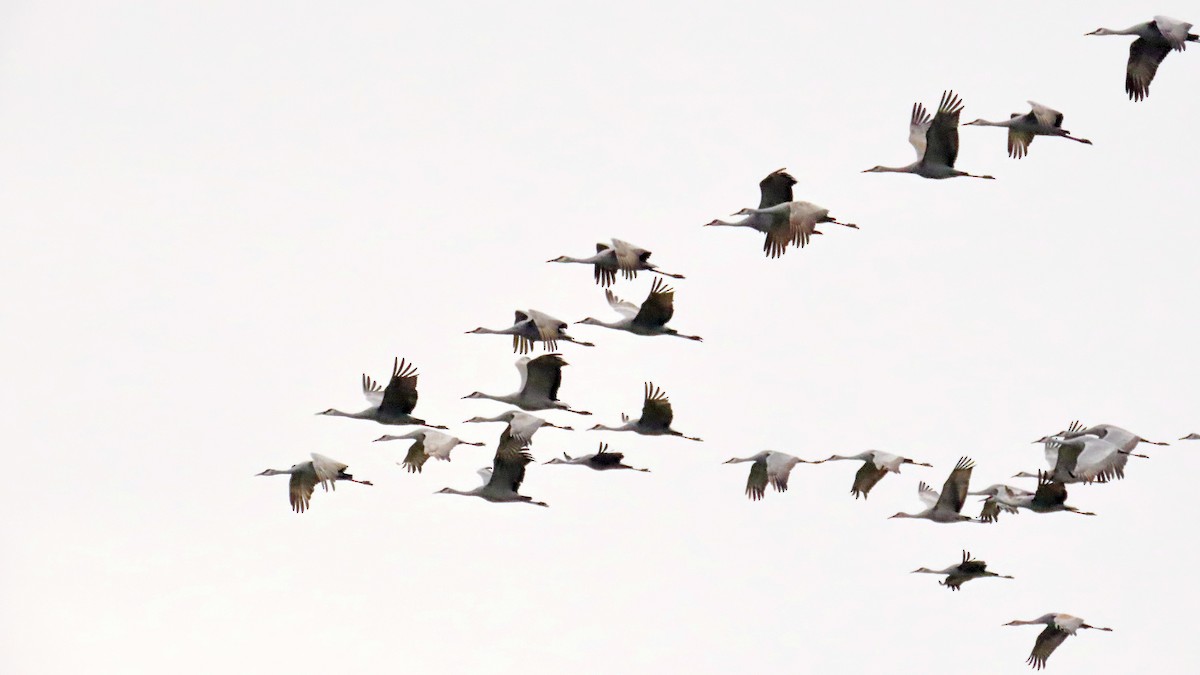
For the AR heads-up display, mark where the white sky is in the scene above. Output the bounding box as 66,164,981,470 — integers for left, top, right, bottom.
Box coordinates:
3,2,1198,673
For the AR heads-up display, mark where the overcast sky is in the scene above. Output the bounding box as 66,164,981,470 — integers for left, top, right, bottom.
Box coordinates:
3,1,1198,673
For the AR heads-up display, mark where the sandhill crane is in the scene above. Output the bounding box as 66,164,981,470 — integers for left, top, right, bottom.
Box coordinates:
317,357,447,428
436,435,548,507
548,239,685,287
575,278,702,342
1018,432,1146,484
463,354,590,415
255,453,372,513
723,451,820,501
969,484,1034,523
890,457,977,523
1058,421,1168,452
964,102,1092,158
463,409,573,444
863,91,995,179
912,550,1013,591
1087,16,1196,101
372,429,485,474
467,309,595,354
998,471,1096,516
1182,433,1200,440
704,169,857,258
544,442,649,472
1005,613,1112,670
588,382,701,441
820,451,932,499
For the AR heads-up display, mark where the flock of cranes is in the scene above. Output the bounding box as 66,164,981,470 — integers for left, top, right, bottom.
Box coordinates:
254,14,1197,670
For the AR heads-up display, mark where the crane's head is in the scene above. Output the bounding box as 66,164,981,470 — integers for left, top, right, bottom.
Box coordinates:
255,468,283,477
888,511,916,519
546,256,572,263
910,567,936,574
575,317,602,326
435,487,455,494
1085,28,1115,36
862,166,890,173
543,457,566,465
315,408,337,415
462,392,487,399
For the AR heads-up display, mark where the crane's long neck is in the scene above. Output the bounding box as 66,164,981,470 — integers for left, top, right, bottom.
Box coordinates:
469,326,516,336
321,408,374,419
439,487,481,497
591,422,632,432
466,413,511,423
867,164,916,174
967,119,1010,127
704,218,752,228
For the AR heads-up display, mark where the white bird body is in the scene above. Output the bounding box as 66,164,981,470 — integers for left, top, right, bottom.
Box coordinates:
1006,612,1112,669
890,457,978,523
372,429,485,473
1021,433,1141,484
437,436,548,507
318,357,447,428
965,101,1092,158
463,409,572,444
544,443,649,472
912,550,1013,591
995,472,1096,516
576,278,703,341
724,450,818,500
705,169,857,258
1087,16,1197,100
821,450,932,499
548,239,684,287
464,354,590,415
589,382,701,441
864,91,995,180
467,309,595,354
969,483,1034,522
256,453,373,513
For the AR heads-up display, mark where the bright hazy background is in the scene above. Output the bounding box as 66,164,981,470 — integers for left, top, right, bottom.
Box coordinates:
2,1,1198,673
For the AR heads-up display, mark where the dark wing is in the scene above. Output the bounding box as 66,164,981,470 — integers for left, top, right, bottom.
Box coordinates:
957,551,987,574
591,443,624,467
524,354,566,401
594,243,616,287
401,438,428,474
762,211,794,259
1007,112,1035,159
513,311,535,354
921,90,964,168
934,456,973,513
1027,626,1070,670
746,458,768,501
488,435,535,493
1126,38,1172,102
639,382,674,431
979,497,1016,523
942,574,968,591
851,462,888,499
288,467,317,514
632,277,675,329
758,168,796,208
1032,471,1068,509
379,357,420,415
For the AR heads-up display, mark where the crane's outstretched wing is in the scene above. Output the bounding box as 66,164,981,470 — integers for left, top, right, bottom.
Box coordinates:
917,481,940,508
639,382,674,431
1027,625,1069,670
604,289,640,318
1126,38,1171,102
851,463,887,499
524,354,567,402
379,358,420,416
922,90,964,168
632,278,676,329
758,169,796,209
908,102,933,159
934,456,974,514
